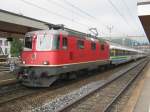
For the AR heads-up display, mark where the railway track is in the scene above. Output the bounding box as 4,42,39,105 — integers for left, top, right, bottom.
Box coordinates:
103,60,148,112
0,59,123,107
0,83,46,105
30,58,148,112
0,58,147,112
0,82,21,95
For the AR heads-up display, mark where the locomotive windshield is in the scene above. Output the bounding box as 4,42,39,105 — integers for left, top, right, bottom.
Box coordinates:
25,37,32,49
36,34,60,51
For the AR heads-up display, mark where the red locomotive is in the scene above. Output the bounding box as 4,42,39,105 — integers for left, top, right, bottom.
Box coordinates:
18,26,110,87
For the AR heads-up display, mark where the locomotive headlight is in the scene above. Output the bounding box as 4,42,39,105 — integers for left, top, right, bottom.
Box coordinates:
43,61,49,65
22,61,26,64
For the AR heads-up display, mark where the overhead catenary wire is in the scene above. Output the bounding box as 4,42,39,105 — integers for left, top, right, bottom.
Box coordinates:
106,0,138,33
62,0,96,20
21,0,111,36
48,0,116,36
122,0,134,18
21,0,91,28
21,0,139,37
46,0,110,35
61,0,125,35
62,0,109,27
45,0,94,28
46,0,91,20
107,0,130,25
22,0,127,36
121,0,140,32
64,0,143,37
57,0,109,30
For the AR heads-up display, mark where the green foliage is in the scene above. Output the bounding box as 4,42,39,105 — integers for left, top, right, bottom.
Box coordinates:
10,38,23,57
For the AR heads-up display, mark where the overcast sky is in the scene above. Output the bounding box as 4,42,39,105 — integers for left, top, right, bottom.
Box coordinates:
0,0,149,43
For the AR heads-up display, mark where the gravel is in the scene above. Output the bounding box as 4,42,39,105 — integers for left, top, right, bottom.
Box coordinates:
30,60,143,112
32,81,104,112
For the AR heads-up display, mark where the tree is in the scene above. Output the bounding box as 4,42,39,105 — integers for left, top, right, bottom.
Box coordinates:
10,38,23,57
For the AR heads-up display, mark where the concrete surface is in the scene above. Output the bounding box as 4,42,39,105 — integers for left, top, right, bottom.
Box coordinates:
134,63,150,112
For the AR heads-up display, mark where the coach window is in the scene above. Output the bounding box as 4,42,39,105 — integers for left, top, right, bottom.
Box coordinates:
120,50,123,56
110,49,115,56
119,50,122,56
115,49,118,56
125,51,127,55
62,37,68,49
77,40,84,49
124,50,126,56
116,49,119,56
117,50,119,56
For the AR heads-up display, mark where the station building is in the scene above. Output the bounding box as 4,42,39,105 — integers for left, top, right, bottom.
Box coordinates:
0,37,10,56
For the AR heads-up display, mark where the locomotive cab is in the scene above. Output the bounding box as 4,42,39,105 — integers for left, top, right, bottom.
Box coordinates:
24,32,60,52
22,30,64,65
19,30,66,87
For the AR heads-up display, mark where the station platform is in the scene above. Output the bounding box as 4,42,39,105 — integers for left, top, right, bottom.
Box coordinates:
123,61,150,112
133,62,150,112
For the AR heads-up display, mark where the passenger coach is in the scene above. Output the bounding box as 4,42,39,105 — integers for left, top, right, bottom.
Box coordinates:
109,42,145,64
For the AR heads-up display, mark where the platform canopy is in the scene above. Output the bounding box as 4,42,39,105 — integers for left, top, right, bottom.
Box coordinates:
137,0,150,42
0,9,49,38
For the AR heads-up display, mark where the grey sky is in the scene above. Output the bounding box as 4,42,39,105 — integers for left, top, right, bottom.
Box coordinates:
0,0,148,42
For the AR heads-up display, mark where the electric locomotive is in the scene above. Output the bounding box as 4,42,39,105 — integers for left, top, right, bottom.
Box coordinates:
18,27,110,87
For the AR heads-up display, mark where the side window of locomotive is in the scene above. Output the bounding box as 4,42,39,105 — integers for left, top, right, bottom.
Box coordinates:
77,40,84,49
62,37,68,49
101,44,105,51
91,42,96,50
25,37,32,49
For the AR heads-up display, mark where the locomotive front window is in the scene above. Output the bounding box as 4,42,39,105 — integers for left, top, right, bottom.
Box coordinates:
25,37,32,49
36,34,60,51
